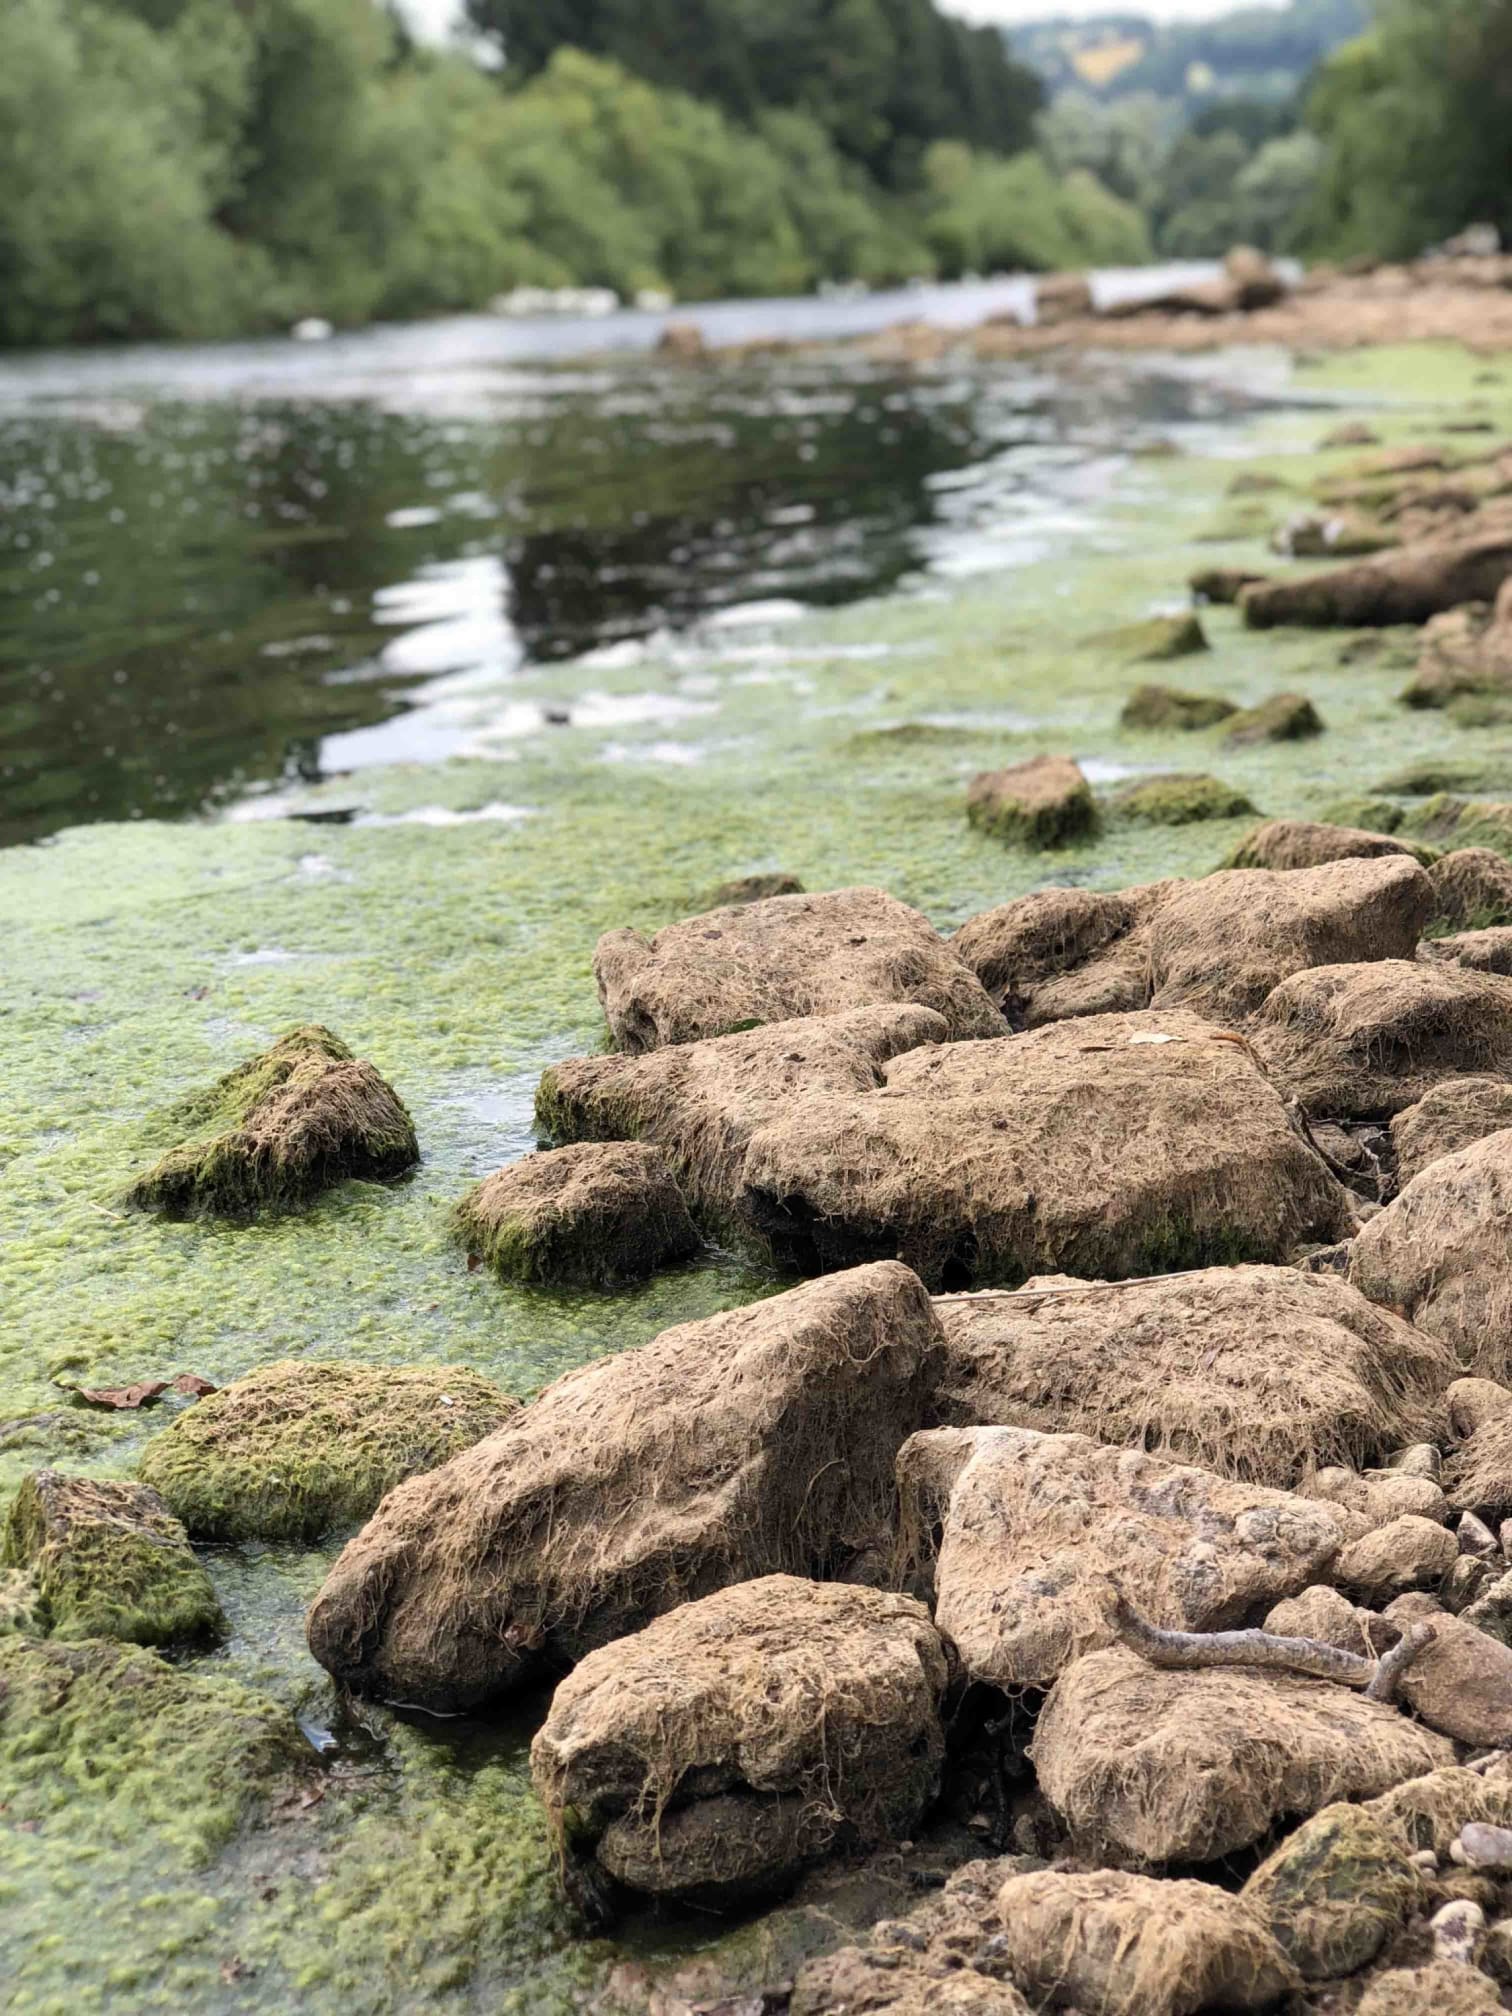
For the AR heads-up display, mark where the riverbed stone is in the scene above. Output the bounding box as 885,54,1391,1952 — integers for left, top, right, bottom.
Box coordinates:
1223,691,1324,744
1,1469,222,1646
454,1141,700,1285
966,755,1095,848
1405,582,1512,707
792,1951,1030,2016
1332,1515,1459,1601
1393,1078,1512,1183
1386,1594,1512,1748
1119,682,1236,729
1224,818,1427,872
1242,526,1512,629
1093,613,1209,662
1430,926,1512,975
949,881,1177,1030
1243,1804,1424,1980
1448,1410,1512,1523
1430,848,1512,929
1357,1963,1503,2014
1110,772,1255,825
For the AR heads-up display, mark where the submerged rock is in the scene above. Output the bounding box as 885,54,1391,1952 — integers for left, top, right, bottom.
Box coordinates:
930,1266,1452,1490
1223,692,1324,745
1118,681,1237,729
306,1264,943,1711
1031,1648,1454,1865
995,1868,1296,2016
1224,819,1427,873
950,881,1176,1030
1349,1129,1512,1377
1253,959,1512,1117
593,887,1002,1053
127,1025,418,1218
736,1009,1352,1287
137,1360,515,1542
1110,772,1256,825
1242,527,1512,629
898,1425,1346,1689
1244,1803,1422,1980
966,755,1096,848
1392,1077,1512,1183
531,1577,947,1910
2,1469,222,1646
454,1142,699,1286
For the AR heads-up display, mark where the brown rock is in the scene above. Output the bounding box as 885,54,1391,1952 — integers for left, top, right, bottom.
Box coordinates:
949,881,1176,1030
1357,1963,1503,2014
1393,1078,1512,1183
1333,1515,1459,1601
1225,819,1426,873
1430,848,1512,930
1244,1803,1423,1978
454,1142,699,1285
1243,528,1512,630
1387,1593,1512,1747
966,755,1096,848
1223,692,1325,745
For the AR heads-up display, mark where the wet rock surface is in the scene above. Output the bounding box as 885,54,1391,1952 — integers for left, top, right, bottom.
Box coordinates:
454,1141,700,1286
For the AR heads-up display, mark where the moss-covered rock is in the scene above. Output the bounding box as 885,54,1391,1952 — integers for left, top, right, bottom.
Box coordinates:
0,1565,44,1636
1243,1803,1423,1979
705,872,805,906
967,755,1095,848
137,1360,515,1542
1111,773,1257,826
1190,566,1269,606
455,1142,701,1287
0,1636,311,1864
1221,818,1429,872
2,1469,223,1645
127,1024,419,1219
1318,796,1406,835
1402,796,1512,856
1092,613,1209,662
1119,683,1238,731
1224,692,1326,745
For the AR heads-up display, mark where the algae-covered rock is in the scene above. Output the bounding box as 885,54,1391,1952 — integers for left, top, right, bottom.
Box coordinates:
1224,818,1427,873
1332,1514,1458,1601
705,871,805,906
1253,959,1512,1118
1092,613,1209,662
593,887,1003,1052
127,1025,418,1218
931,1266,1453,1490
966,755,1096,848
0,1566,45,1637
454,1142,699,1286
1273,510,1398,559
1448,1410,1512,1522
1190,566,1268,606
1358,1963,1503,2014
950,881,1177,1031
1111,772,1256,825
1319,795,1407,836
531,1577,947,1910
1405,585,1512,708
2,1469,222,1645
1402,793,1512,854
1244,1803,1422,1979
1242,527,1512,630
0,1636,311,1863
897,1425,1346,1689
995,1868,1297,2016
1031,1648,1454,1865
1430,848,1512,929
792,1951,1030,2016
137,1360,515,1542
1392,1078,1512,1183
1223,692,1326,745
1119,682,1237,730
306,1264,944,1711
1430,925,1512,975
1366,1765,1512,1859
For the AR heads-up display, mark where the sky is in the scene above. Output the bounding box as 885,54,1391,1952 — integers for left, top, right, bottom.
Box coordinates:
396,0,1265,42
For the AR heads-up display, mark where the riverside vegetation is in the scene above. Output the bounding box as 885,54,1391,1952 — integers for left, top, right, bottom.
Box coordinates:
18,302,1512,2013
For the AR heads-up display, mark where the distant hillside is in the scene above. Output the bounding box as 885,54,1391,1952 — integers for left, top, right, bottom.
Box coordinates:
1011,0,1367,108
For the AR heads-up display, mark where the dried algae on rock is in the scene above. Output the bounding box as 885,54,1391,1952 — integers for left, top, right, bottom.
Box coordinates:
454,1142,700,1286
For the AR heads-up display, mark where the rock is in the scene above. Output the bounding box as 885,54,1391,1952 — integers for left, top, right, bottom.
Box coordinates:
1226,244,1287,308
792,1951,1030,2016
1189,567,1269,606
1120,682,1237,730
1429,926,1512,975
1458,1823,1512,1871
306,1263,944,1711
1444,1555,1498,1613
1148,857,1433,1024
1461,1510,1500,1554
137,1361,515,1542
1254,960,1512,1118
1385,1594,1512,1747
931,1266,1452,1490
735,1009,1353,1288
1389,1442,1444,1477
126,1025,418,1218
1447,1412,1512,1522
1223,692,1325,744
1093,614,1209,662
1035,271,1093,324
1244,1803,1423,1978
1403,793,1512,853
530,1577,947,1909
993,1868,1295,2016
897,1425,1347,1690
1321,423,1383,450
453,1142,699,1286
657,321,706,360
1332,1516,1459,1601
592,887,1003,1054
1367,1765,1512,1858
705,872,805,906
1393,1079,1512,1182
1464,1571,1512,1647
0,1567,44,1637
1263,1583,1373,1654
1450,1377,1512,1437
539,1004,947,1237
949,881,1176,1031
967,756,1096,848
1224,819,1427,873
1405,585,1512,707
1349,1129,1512,1376
1110,773,1256,825
1321,794,1408,836
1357,1963,1503,2014
1431,848,1512,929
1242,528,1512,630
1031,1648,1454,1864
1273,510,1398,559
1306,1467,1449,1528
1,1470,222,1646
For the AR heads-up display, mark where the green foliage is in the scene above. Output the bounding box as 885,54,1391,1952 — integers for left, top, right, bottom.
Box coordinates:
922,142,1152,277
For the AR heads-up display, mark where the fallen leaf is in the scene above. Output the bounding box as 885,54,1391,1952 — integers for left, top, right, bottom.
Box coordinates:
71,1381,167,1411
171,1372,218,1398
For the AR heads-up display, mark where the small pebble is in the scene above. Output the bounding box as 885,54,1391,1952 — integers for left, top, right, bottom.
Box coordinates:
1391,1444,1443,1480
1433,1898,1487,1967
1462,1512,1501,1558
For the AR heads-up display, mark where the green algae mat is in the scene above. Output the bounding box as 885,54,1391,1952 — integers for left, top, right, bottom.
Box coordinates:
4,341,1512,2013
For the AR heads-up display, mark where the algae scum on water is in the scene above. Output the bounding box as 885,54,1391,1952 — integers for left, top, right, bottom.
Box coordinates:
4,340,1512,2012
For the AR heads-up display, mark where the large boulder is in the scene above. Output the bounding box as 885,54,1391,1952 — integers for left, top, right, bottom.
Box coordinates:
1349,1129,1512,1377
138,1361,515,1542
949,882,1177,1031
2,1470,222,1646
897,1426,1347,1689
1031,1648,1454,1864
967,756,1096,848
1392,1077,1512,1183
735,1009,1352,1287
930,1266,1453,1489
126,1025,418,1218
1251,960,1512,1117
592,887,1003,1054
1147,857,1433,1024
453,1142,699,1285
1242,527,1512,629
530,1577,947,1909
993,1869,1296,2016
1243,1803,1423,1980
1225,819,1426,873
306,1264,944,1711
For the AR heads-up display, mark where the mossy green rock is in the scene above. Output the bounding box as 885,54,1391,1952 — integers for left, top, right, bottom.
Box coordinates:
138,1361,516,1542
1319,796,1405,835
1093,613,1209,662
967,755,1096,848
706,872,805,906
1402,795,1512,856
1120,683,1238,731
127,1023,419,1220
1224,692,1326,746
1112,773,1257,826
0,1635,311,1864
456,1142,701,1288
1244,1803,1423,1979
2,1468,223,1645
